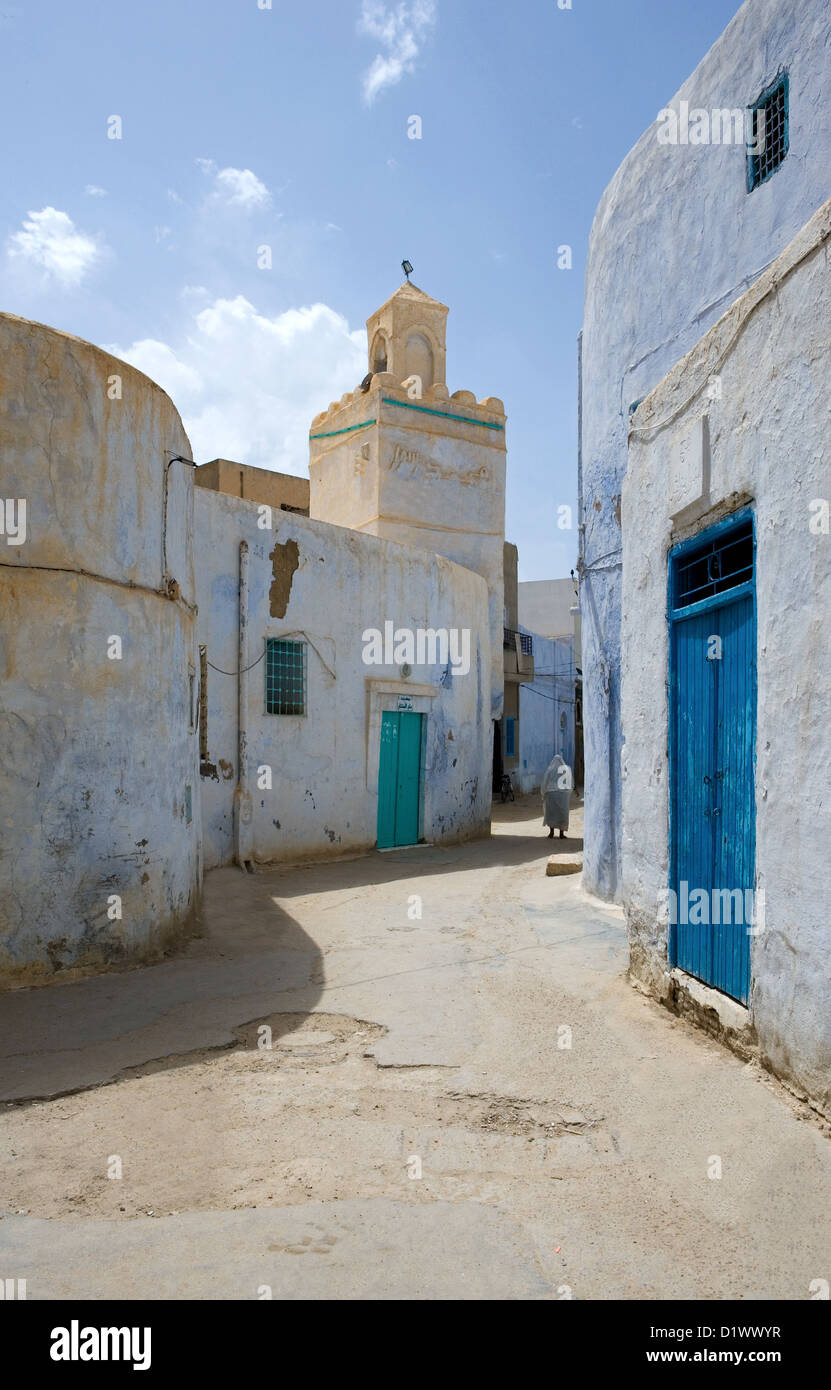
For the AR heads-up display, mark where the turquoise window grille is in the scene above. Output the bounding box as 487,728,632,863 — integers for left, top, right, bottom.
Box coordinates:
265,638,306,716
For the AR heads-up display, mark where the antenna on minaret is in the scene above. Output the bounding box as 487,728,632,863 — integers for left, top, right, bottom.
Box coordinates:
402,259,413,281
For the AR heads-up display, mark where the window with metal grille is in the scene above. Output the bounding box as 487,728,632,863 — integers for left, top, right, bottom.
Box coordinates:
503,628,533,655
265,638,306,715
747,75,788,191
672,516,754,611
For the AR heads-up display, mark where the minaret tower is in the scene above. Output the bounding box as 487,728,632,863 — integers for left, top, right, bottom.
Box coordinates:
308,279,507,719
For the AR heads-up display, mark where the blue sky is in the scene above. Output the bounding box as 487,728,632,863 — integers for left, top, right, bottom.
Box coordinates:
1,0,742,580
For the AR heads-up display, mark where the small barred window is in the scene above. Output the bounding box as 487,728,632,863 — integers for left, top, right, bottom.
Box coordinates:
747,75,788,191
265,638,306,716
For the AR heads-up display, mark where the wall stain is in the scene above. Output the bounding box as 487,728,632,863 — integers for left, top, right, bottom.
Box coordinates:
268,538,300,618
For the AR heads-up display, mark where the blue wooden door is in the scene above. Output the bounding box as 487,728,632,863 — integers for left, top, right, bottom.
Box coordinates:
672,609,719,989
669,513,756,1005
712,595,755,998
377,711,422,848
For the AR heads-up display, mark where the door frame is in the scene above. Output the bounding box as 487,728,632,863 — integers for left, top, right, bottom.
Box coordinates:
366,679,435,848
667,506,757,997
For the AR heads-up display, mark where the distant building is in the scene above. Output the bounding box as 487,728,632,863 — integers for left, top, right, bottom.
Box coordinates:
516,629,576,798
195,458,309,514
518,578,578,649
498,542,534,791
517,576,582,793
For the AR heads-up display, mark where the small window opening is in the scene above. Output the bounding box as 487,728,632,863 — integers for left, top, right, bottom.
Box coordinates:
673,517,754,610
371,333,388,375
748,74,788,191
266,638,307,716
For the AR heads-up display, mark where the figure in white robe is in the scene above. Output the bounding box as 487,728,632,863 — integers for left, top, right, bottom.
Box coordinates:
542,754,571,838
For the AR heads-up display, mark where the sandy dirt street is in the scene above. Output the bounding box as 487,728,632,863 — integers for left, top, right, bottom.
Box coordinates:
1,798,829,1300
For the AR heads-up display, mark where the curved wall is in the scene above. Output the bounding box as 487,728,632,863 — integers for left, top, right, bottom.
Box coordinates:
0,313,201,980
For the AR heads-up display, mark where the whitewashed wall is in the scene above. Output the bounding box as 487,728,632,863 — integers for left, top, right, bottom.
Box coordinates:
195,490,492,868
581,0,831,901
0,314,201,980
622,200,831,1115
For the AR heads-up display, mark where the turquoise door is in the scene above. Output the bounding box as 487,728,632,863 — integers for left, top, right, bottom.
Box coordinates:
377,711,423,849
669,512,756,1004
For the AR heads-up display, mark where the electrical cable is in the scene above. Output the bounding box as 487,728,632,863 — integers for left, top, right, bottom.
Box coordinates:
207,651,266,677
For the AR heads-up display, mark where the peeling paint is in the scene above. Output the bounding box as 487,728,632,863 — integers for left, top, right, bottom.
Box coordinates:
268,538,300,618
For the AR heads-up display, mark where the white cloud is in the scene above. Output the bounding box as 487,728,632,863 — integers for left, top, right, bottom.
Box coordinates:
6,206,104,288
84,184,107,197
358,0,437,105
196,159,271,209
109,295,365,472
215,167,270,208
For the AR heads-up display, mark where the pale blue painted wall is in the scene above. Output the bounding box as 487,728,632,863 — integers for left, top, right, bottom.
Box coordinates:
517,630,576,796
580,0,831,900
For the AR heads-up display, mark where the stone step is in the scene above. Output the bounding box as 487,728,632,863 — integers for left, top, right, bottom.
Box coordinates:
545,853,583,877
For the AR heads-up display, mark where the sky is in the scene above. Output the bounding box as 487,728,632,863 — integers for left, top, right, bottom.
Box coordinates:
0,0,743,580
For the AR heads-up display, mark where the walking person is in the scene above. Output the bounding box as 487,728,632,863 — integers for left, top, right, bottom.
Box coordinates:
542,753,571,839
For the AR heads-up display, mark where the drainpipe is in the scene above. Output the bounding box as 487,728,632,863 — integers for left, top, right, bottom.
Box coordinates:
233,539,254,870
576,330,584,574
